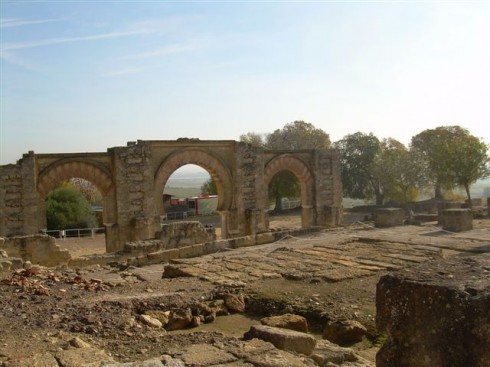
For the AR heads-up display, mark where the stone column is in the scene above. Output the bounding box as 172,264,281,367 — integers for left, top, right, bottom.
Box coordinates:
218,210,229,239
301,205,314,228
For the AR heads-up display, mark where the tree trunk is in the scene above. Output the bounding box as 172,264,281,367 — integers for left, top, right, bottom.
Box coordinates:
464,183,472,208
375,192,384,206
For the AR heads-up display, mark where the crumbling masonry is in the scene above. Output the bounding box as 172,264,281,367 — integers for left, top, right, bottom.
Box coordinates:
0,140,342,252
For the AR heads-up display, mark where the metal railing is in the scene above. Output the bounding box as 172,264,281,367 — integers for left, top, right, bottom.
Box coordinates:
41,227,105,239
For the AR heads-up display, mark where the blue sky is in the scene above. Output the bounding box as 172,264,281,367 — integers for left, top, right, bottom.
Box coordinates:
1,1,489,165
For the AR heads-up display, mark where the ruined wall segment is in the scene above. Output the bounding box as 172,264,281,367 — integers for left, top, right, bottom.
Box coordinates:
111,140,160,246
313,149,343,226
233,142,267,236
0,162,24,236
0,140,343,252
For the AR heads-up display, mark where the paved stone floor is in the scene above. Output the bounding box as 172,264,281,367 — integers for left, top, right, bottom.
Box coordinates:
164,220,490,287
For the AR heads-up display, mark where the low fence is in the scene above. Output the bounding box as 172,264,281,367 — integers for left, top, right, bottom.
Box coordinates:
41,227,105,239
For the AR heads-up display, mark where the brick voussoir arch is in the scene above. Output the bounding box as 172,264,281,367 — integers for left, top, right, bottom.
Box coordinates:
154,149,233,211
37,159,114,197
264,154,314,206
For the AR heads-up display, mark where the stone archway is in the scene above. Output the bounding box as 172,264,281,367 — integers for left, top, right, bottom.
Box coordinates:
37,159,113,197
154,149,234,237
36,159,117,251
263,154,315,228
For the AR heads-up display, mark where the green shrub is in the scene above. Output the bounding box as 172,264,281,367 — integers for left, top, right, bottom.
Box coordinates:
46,185,97,230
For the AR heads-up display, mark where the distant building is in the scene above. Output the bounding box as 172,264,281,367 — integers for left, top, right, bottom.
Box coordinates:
163,194,218,218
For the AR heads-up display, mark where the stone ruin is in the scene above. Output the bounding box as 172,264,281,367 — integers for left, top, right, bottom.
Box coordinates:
0,139,343,252
376,256,490,367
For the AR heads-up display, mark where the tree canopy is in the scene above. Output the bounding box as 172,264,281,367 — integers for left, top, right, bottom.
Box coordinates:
411,126,489,203
266,120,331,150
334,133,422,205
46,183,97,230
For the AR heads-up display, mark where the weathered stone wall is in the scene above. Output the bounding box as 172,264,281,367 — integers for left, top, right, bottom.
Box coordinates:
159,221,216,249
0,235,71,267
0,140,343,253
0,163,24,236
376,257,490,367
314,150,343,226
233,142,267,236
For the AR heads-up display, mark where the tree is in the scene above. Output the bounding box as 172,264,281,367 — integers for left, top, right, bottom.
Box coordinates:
334,132,383,204
240,121,330,211
46,184,97,230
375,139,422,203
266,120,331,150
239,132,266,147
411,126,490,204
335,133,420,205
200,178,217,195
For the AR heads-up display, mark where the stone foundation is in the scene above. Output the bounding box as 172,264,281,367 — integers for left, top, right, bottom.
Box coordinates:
0,235,71,267
159,221,216,248
440,208,473,232
374,208,405,228
376,257,490,367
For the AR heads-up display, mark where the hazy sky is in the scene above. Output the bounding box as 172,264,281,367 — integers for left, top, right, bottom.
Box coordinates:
1,1,489,165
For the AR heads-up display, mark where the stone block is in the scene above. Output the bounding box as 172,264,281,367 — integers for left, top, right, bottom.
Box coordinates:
440,208,473,232
243,325,317,355
146,248,180,263
437,201,462,223
255,232,274,245
323,319,367,345
234,235,256,248
374,208,405,228
260,313,308,332
376,257,490,367
179,243,204,258
203,240,230,254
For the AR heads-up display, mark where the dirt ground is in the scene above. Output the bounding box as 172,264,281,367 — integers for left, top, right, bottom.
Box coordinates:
1,214,489,366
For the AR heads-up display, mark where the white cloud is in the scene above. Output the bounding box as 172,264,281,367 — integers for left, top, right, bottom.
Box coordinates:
0,17,66,28
123,41,204,60
2,28,156,51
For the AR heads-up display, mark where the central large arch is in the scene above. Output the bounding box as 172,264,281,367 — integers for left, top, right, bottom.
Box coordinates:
263,154,315,228
154,149,234,234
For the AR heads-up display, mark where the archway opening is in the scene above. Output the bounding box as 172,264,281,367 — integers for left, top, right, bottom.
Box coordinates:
162,164,221,237
267,170,302,230
43,177,106,257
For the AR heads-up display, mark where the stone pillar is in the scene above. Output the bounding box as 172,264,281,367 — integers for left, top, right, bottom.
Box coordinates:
301,205,314,228
375,208,405,228
20,152,44,235
218,210,228,239
376,257,490,367
104,223,119,253
234,142,266,237
316,205,343,226
440,209,473,232
313,150,343,227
